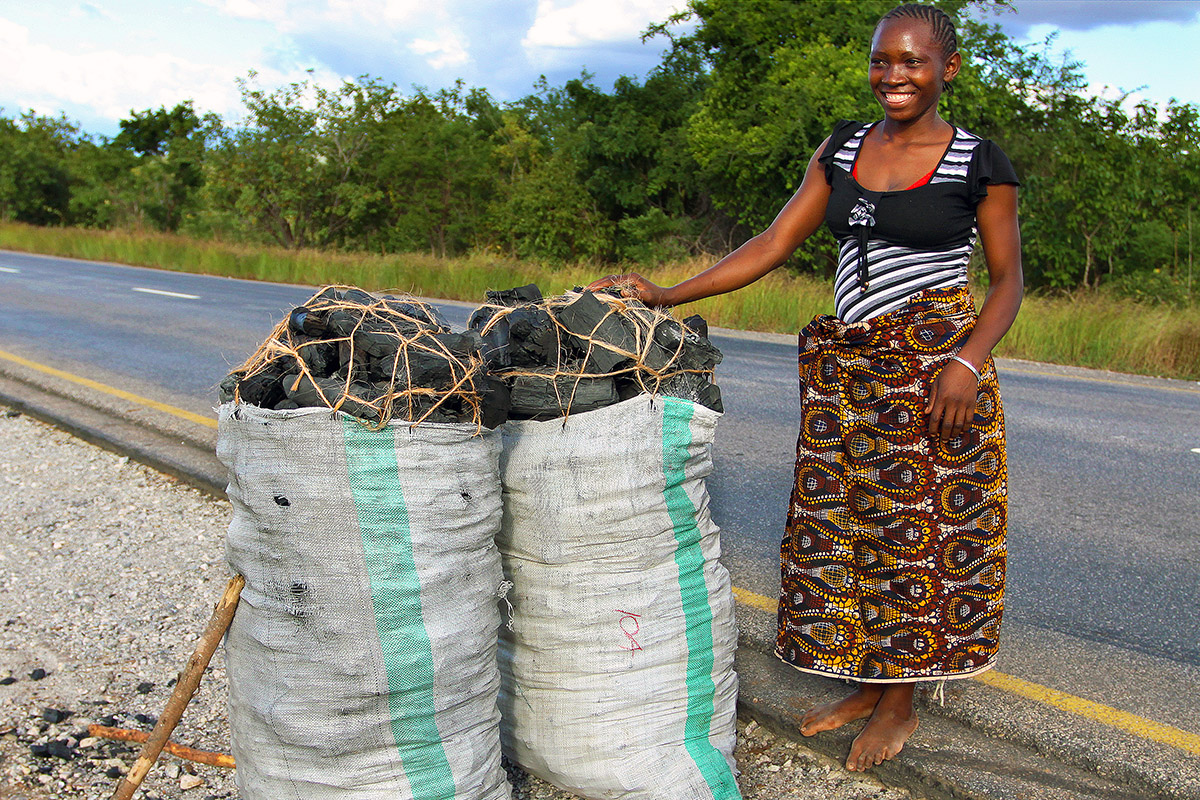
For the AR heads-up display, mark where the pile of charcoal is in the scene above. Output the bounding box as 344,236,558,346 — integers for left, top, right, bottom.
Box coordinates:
467,284,723,420
220,286,509,427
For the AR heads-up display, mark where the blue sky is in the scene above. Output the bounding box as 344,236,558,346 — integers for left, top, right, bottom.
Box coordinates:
1,1,1198,137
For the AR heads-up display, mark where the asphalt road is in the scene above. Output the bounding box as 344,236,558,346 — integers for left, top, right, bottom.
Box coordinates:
3,249,1199,736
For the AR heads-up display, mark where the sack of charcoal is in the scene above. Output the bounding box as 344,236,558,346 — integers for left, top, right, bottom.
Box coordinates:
217,286,511,800
472,287,740,800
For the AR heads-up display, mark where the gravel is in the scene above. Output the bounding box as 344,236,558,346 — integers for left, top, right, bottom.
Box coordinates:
0,407,922,800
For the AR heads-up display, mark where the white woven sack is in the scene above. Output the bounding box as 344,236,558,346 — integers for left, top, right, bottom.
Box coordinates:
218,404,511,800
497,395,741,800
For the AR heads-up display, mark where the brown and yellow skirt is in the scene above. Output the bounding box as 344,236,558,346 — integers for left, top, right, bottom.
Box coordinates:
776,286,1006,683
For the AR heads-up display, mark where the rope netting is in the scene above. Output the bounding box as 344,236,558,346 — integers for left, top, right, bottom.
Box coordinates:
228,285,489,430
471,285,722,420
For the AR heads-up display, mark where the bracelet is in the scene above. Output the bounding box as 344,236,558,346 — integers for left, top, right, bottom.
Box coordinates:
950,354,981,381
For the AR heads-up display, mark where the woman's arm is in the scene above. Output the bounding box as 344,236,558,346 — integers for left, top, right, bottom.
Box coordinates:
588,140,834,306
926,183,1024,440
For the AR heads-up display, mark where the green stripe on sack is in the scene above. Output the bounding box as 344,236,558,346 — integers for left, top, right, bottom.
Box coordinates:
661,398,742,800
343,419,456,800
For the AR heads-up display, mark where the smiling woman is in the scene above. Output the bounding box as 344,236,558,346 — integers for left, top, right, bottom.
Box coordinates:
589,1,1023,775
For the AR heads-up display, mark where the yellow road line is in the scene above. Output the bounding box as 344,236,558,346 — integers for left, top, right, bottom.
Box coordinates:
6,348,1200,756
0,348,218,429
734,585,777,614
974,671,1200,756
731,585,1200,756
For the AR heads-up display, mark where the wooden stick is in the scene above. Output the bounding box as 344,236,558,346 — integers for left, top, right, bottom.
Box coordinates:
88,724,235,768
109,574,245,800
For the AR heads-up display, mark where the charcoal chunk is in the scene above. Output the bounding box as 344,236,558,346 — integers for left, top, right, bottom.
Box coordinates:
237,368,287,408
468,306,509,367
288,307,329,336
295,339,338,376
42,707,71,724
682,314,709,339
341,288,377,306
557,292,637,373
478,376,511,429
218,372,243,403
508,372,620,419
658,372,724,413
283,374,345,408
382,296,450,331
308,286,344,307
506,307,559,368
486,284,542,307
325,309,366,338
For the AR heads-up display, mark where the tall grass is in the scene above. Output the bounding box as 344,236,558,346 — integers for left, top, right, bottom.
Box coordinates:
2,222,1197,380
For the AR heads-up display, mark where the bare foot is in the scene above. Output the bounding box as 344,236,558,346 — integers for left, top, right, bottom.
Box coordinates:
799,685,883,737
845,688,918,771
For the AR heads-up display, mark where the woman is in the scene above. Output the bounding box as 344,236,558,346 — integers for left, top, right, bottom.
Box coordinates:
590,3,1022,773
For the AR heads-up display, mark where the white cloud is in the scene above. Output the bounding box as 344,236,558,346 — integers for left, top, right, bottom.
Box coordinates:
0,14,342,127
411,29,471,70
523,0,685,48
201,0,292,23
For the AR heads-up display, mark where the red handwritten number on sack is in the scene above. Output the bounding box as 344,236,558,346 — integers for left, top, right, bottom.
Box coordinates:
616,610,642,653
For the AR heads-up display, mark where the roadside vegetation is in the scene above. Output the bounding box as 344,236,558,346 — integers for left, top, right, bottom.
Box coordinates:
1,0,1198,377
3,221,1196,380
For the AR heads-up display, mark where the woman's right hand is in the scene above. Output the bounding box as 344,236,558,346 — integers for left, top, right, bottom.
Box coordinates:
585,272,670,306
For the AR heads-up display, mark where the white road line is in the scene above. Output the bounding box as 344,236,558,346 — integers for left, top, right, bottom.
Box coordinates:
1191,448,1200,455
132,287,199,300
0,267,20,273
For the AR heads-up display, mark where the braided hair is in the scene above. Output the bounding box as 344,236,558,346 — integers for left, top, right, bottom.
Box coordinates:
877,3,958,60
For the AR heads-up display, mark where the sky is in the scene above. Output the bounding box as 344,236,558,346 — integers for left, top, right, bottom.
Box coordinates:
1,0,1198,137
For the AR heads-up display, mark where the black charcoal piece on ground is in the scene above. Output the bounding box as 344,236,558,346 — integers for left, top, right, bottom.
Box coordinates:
508,372,620,419
42,708,71,724
273,399,301,410
557,292,637,373
505,307,559,367
486,284,542,307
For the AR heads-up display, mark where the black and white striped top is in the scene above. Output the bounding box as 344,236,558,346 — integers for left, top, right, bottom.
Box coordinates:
819,120,1019,323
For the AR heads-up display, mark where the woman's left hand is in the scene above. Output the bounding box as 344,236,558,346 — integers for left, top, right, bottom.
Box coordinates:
925,359,979,441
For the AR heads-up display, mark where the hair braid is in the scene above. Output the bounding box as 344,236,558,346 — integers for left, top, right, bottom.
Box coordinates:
878,3,958,60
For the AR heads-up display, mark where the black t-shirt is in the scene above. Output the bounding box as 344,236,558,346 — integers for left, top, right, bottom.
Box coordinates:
818,120,1020,322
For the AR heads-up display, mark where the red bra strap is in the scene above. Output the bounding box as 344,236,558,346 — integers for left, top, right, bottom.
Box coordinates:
851,163,937,190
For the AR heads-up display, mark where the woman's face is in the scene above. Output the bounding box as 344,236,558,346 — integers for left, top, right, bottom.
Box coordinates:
868,18,960,123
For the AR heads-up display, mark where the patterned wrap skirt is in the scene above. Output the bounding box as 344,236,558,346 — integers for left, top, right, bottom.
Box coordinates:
776,286,1007,683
